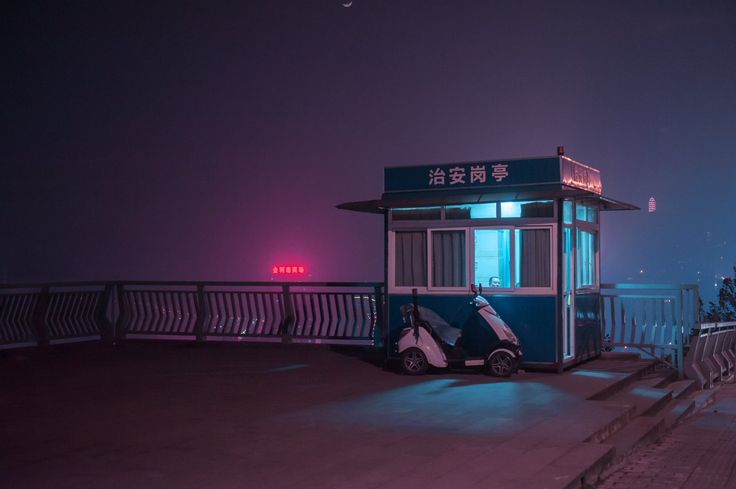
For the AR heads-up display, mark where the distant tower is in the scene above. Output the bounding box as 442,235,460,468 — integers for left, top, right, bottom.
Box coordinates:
648,197,656,213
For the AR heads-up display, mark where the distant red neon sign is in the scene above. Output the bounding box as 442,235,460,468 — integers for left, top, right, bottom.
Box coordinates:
272,265,306,275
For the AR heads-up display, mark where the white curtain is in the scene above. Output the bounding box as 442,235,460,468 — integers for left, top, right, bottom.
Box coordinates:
432,231,466,287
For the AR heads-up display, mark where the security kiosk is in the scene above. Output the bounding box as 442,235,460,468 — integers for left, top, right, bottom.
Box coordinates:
338,151,637,371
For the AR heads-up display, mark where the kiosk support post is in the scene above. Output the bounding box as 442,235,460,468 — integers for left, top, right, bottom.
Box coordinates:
556,199,565,373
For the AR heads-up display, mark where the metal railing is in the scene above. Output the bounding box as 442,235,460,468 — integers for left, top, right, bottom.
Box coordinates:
684,321,736,388
600,283,700,376
0,281,384,350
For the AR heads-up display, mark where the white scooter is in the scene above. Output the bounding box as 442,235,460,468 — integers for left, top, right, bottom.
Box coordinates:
397,285,522,377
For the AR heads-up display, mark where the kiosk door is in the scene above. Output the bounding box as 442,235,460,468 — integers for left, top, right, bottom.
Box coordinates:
562,227,575,358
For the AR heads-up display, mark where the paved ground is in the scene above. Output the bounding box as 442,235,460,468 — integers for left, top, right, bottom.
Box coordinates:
598,382,736,489
1,342,646,489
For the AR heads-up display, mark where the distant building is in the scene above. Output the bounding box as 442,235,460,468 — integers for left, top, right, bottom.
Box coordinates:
648,197,656,213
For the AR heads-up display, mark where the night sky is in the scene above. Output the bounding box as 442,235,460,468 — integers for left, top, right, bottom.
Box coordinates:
5,1,736,299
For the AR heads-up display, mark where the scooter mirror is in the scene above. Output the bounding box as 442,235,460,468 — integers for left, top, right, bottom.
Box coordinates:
478,284,483,295
470,284,477,295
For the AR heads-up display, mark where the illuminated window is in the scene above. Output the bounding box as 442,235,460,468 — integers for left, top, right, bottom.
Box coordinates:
446,203,497,219
474,229,511,288
430,230,466,288
500,201,554,218
575,202,598,223
563,200,573,225
577,230,597,288
514,229,551,287
394,231,427,287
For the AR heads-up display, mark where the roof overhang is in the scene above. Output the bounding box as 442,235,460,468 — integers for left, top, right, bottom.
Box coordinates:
337,184,639,214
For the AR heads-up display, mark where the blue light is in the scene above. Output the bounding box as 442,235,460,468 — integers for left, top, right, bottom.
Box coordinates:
571,370,617,379
294,379,572,435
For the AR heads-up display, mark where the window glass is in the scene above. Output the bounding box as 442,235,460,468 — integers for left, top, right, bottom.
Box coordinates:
474,229,511,288
575,202,598,223
394,231,427,287
446,203,497,219
445,205,470,219
392,207,441,221
514,229,551,287
576,229,597,288
431,230,466,287
563,200,573,225
471,203,497,219
500,201,554,218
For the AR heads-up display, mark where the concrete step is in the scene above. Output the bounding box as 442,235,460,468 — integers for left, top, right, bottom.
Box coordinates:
510,442,615,489
599,351,643,361
606,381,673,417
603,415,665,463
663,398,696,430
585,359,658,401
648,368,679,388
582,403,636,444
667,379,697,399
692,387,718,409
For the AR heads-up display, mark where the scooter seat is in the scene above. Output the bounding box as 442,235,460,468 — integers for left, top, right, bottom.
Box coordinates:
408,304,463,347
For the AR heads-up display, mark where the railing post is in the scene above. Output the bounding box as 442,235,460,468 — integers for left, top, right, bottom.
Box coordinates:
281,284,294,344
374,284,385,348
97,284,114,344
194,284,207,342
677,287,685,377
33,287,51,347
114,284,127,343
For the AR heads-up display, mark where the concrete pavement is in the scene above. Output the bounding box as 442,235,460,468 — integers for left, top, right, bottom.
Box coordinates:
597,382,736,489
1,342,658,489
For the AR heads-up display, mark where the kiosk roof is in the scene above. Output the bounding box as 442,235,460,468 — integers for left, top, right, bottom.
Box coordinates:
338,155,638,213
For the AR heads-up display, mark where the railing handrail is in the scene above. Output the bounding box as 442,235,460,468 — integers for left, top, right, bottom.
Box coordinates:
1,280,385,290
600,283,699,291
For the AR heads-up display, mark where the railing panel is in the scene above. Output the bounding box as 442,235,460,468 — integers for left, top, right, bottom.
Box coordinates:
601,283,700,376
0,281,384,348
0,293,38,348
684,322,736,388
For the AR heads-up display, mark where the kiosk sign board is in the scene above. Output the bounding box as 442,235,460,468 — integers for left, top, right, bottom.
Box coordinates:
384,156,602,195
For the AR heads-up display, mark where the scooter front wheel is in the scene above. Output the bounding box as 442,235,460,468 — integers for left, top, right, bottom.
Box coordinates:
401,348,429,375
487,351,515,377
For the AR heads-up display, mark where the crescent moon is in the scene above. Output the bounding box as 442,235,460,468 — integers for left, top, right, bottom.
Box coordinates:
342,1,352,6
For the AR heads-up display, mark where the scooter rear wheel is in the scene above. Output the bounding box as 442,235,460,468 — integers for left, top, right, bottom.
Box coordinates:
401,348,429,375
487,351,514,377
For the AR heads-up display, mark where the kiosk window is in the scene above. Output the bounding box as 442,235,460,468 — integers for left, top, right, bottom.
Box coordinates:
446,203,497,219
501,201,554,218
563,200,573,224
577,230,597,288
431,230,466,288
394,231,427,287
474,229,511,288
514,229,551,287
576,203,598,223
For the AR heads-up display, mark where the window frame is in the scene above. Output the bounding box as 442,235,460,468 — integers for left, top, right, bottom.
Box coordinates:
513,226,556,293
388,229,427,294
470,224,557,295
427,227,470,292
575,226,599,292
574,198,600,292
387,202,558,296
471,226,514,292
